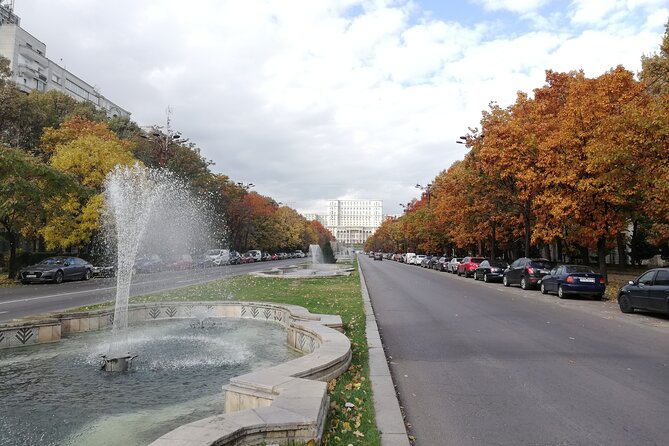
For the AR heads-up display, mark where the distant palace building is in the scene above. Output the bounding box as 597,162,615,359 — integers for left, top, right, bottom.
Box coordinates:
324,199,383,245
0,3,129,118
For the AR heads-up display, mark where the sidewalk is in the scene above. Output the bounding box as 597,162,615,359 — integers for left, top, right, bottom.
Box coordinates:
358,261,410,446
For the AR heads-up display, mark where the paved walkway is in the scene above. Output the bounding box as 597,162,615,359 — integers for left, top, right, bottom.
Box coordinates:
359,261,410,445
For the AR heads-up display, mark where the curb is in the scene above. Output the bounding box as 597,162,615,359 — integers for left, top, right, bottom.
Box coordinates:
358,260,411,446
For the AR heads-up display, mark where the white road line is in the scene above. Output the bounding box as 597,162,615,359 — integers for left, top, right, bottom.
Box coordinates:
0,286,117,305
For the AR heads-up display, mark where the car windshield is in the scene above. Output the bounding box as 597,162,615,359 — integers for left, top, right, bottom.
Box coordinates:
471,258,485,262
491,261,508,267
565,265,595,274
530,261,553,269
39,258,64,265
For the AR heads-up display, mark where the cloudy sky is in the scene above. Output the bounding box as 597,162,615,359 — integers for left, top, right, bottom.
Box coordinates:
13,0,668,216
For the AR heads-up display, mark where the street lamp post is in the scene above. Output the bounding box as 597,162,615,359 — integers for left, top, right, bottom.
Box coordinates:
415,183,432,207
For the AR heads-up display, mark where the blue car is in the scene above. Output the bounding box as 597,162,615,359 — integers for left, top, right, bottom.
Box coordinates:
540,265,605,299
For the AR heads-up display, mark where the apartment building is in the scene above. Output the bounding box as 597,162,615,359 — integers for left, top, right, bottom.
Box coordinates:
0,4,129,118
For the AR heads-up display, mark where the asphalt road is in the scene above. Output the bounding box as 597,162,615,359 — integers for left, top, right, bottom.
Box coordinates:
360,256,669,446
0,259,297,323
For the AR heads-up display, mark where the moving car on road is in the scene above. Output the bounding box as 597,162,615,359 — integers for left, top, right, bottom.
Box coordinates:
20,256,93,284
540,265,605,299
618,268,669,315
373,252,383,261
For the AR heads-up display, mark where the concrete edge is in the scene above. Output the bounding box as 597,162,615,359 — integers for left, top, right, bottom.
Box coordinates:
358,259,411,446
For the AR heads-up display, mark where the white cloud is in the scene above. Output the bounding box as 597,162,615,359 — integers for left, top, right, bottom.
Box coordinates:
473,0,550,14
11,0,667,216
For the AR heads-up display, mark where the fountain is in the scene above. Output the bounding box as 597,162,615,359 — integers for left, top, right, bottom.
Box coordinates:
310,243,324,266
101,164,216,371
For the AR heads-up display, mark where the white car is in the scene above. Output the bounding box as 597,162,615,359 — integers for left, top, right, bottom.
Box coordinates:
447,258,463,273
206,249,230,266
405,253,416,264
414,254,426,266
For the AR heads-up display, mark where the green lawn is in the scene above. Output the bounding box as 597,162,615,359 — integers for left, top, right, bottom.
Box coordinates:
80,262,380,446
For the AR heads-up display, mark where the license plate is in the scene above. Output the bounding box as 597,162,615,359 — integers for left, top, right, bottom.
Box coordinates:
580,278,595,283
25,274,36,278
539,270,549,274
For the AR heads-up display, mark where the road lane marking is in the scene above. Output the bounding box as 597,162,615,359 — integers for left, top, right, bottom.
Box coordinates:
0,286,118,305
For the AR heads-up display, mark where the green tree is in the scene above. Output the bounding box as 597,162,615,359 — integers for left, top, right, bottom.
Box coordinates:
0,146,77,278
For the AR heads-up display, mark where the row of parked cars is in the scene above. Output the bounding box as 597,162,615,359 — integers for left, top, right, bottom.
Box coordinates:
377,253,669,316
18,249,308,284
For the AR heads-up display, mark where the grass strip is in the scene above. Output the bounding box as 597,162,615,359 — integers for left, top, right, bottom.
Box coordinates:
78,261,380,445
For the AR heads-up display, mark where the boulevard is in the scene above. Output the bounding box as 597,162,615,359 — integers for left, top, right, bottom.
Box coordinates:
360,256,669,446
0,259,297,323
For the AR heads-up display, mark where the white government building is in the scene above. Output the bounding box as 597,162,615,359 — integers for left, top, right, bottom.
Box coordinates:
304,200,383,245
0,3,129,118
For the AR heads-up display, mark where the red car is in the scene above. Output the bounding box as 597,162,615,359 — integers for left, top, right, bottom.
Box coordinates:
457,256,487,278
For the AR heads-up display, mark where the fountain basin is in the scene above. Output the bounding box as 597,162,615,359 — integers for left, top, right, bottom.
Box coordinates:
0,301,351,445
251,262,354,279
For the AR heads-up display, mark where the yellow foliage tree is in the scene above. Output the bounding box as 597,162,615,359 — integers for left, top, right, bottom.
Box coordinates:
42,118,137,250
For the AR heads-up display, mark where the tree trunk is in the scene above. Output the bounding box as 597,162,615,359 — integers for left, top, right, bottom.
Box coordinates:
6,230,18,279
579,245,590,265
556,237,563,263
616,232,627,267
523,200,532,258
597,237,608,283
490,221,497,260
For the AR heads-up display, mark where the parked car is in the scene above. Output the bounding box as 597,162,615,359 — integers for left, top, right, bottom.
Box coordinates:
434,256,451,271
457,256,487,278
229,251,241,265
19,256,93,284
503,258,555,290
92,264,115,278
539,265,605,299
134,254,163,274
192,254,215,268
427,256,441,269
617,268,669,315
421,255,433,268
373,252,383,261
294,250,306,258
447,257,462,274
167,254,193,270
205,249,230,266
473,260,508,282
261,252,272,261
247,250,262,262
405,253,416,265
414,254,426,266
240,253,254,263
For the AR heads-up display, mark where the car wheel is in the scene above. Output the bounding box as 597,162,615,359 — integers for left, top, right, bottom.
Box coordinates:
473,272,478,280
54,270,64,284
618,295,634,313
503,275,510,287
558,285,565,299
82,269,92,281
540,283,547,294
483,273,489,283
520,276,529,290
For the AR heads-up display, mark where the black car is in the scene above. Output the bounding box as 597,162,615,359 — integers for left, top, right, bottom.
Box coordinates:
473,260,508,282
19,256,93,284
540,265,605,299
503,258,554,290
618,268,669,315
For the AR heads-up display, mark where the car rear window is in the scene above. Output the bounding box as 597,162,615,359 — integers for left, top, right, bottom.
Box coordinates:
565,265,595,274
530,261,553,269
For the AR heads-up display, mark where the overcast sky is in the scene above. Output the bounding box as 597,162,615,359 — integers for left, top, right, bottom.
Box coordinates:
13,0,668,216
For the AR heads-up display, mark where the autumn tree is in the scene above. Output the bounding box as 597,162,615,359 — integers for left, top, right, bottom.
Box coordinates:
40,117,136,250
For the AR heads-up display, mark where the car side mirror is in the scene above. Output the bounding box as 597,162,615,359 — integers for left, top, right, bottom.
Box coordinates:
628,280,635,285
64,262,70,267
